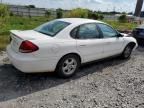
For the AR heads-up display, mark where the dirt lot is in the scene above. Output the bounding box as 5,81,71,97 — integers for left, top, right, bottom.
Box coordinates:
0,47,144,108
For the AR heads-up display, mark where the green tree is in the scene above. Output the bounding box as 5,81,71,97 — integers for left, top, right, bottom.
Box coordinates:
118,14,127,23
88,10,93,19
45,11,51,17
88,11,104,20
99,14,104,20
0,4,9,18
56,8,63,18
26,5,36,8
91,13,99,20
66,8,88,18
0,4,9,26
10,12,14,16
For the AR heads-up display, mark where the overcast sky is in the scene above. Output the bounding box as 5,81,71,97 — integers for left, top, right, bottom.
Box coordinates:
2,0,139,12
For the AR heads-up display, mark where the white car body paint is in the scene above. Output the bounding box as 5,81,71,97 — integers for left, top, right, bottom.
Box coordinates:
7,18,138,73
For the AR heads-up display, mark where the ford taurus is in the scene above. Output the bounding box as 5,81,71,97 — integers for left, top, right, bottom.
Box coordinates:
7,18,138,78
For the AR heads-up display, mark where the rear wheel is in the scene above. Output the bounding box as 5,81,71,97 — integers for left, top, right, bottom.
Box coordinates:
56,55,80,78
121,45,133,59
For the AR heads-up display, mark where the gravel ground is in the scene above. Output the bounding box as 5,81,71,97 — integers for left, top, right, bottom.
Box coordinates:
0,47,144,108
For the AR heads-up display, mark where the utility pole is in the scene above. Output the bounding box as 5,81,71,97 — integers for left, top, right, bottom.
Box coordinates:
113,6,115,12
134,0,144,17
1,0,2,3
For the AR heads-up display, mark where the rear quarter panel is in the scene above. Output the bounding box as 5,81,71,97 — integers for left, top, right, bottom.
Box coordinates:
31,38,79,63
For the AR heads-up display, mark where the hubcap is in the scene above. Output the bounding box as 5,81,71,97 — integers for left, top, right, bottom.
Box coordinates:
124,46,131,57
62,58,77,75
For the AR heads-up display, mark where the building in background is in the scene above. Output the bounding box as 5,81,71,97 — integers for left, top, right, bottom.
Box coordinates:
8,5,46,17
8,5,56,17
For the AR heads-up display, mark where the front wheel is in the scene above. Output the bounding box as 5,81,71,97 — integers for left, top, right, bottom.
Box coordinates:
121,45,133,59
56,55,80,78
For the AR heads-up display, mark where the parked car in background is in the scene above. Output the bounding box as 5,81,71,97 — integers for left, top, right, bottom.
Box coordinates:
7,18,138,78
132,24,144,45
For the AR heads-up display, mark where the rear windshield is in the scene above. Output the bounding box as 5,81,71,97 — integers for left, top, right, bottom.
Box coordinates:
34,20,70,37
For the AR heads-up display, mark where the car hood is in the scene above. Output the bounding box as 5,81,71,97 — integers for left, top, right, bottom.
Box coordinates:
121,33,131,37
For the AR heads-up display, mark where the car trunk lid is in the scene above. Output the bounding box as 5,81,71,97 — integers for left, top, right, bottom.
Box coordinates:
10,30,51,53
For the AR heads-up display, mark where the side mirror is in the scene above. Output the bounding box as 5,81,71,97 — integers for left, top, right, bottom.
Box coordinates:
117,33,123,37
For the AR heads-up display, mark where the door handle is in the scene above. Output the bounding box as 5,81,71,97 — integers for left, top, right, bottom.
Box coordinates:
79,45,86,46
106,42,111,45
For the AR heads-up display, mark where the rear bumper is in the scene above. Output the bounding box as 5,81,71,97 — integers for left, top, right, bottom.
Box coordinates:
6,45,57,73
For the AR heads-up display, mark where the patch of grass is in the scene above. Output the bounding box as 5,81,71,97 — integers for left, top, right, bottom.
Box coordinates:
103,20,137,31
0,16,53,50
0,35,10,50
0,16,53,35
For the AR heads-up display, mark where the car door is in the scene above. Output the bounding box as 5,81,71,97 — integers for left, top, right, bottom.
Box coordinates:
71,23,105,63
97,23,124,57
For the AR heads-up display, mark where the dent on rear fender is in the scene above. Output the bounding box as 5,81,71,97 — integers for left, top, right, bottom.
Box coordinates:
50,44,60,53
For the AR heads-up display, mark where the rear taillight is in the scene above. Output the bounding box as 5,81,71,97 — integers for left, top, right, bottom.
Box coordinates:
19,40,39,53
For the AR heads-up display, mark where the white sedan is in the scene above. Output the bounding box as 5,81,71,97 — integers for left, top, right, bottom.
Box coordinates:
7,18,138,78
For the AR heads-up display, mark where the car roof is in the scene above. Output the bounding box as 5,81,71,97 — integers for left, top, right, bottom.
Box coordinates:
57,18,104,25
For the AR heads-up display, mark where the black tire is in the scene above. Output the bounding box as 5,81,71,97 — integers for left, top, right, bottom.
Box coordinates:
121,45,133,59
56,54,80,78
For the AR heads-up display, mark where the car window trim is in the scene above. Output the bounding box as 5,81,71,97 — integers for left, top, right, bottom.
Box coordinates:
70,23,101,40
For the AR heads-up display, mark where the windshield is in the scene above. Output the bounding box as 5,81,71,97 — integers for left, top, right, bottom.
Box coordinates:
34,20,71,37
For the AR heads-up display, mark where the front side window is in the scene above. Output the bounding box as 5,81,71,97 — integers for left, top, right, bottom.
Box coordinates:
77,23,100,39
35,20,70,37
97,23,118,38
